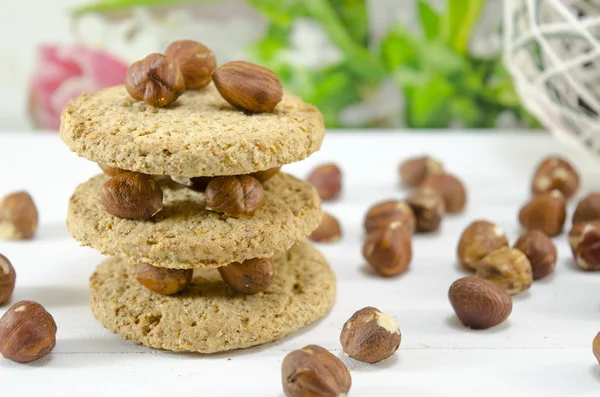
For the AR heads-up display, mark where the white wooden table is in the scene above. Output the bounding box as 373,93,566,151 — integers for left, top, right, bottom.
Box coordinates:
0,131,599,396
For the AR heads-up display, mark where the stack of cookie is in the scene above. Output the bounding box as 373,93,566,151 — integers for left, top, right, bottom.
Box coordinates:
59,41,335,353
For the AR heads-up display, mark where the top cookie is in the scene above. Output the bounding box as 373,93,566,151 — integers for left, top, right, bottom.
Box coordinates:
60,84,325,177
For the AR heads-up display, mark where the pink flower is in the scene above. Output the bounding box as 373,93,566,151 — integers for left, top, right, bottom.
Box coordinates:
28,44,128,130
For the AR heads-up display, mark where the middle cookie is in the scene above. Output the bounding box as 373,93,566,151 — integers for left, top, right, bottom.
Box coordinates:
67,172,321,269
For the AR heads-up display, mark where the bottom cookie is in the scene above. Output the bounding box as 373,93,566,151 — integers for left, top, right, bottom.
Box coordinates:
89,242,336,353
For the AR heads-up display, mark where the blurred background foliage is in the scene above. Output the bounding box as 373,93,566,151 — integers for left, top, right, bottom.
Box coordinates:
74,0,540,129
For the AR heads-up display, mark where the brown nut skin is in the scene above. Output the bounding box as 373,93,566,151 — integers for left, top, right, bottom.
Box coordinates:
218,257,274,295
249,167,281,183
593,332,600,364
165,40,216,90
363,222,412,277
476,247,533,295
135,263,193,295
101,172,164,220
0,191,39,240
569,221,600,256
309,213,342,243
0,254,16,306
170,176,213,192
340,307,401,364
98,163,127,176
363,200,416,235
406,188,445,233
572,193,600,225
205,175,265,217
457,220,509,271
125,53,185,108
0,300,57,363
574,227,600,271
419,173,466,214
282,345,351,397
213,61,283,113
399,156,443,187
531,156,579,199
513,230,557,280
518,190,566,237
448,276,512,330
307,164,342,201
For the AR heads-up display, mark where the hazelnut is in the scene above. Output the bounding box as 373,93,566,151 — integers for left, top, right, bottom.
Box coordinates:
457,220,509,271
0,301,57,363
573,226,600,271
419,173,466,213
476,247,533,295
101,172,164,220
135,263,193,295
513,230,557,280
125,53,185,108
399,156,443,187
363,222,412,277
249,167,281,183
593,332,600,364
572,193,600,224
0,191,39,240
448,276,512,329
205,175,265,217
165,40,216,89
307,164,342,201
568,221,600,255
0,254,16,305
363,200,416,235
309,212,342,243
213,61,283,113
406,188,445,232
518,190,566,237
98,163,127,176
531,156,579,199
282,345,351,397
218,257,274,295
170,176,213,192
340,306,401,363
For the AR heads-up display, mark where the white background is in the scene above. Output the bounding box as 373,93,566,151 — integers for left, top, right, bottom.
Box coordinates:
0,131,599,395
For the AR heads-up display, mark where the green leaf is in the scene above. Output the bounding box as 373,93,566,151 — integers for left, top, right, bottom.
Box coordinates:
442,0,485,54
73,0,206,15
331,0,369,45
418,0,440,40
246,0,307,26
406,74,454,128
249,24,291,63
380,24,418,72
418,40,467,74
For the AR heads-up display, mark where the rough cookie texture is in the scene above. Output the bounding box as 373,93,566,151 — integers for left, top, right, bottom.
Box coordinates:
67,173,322,269
90,242,336,353
60,84,324,177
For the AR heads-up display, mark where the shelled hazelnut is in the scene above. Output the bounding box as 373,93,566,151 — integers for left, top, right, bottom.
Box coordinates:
98,163,127,176
419,173,466,213
205,175,265,217
513,230,557,280
309,212,342,243
101,172,164,220
593,332,600,364
0,301,57,363
399,156,443,187
0,254,16,305
572,193,600,225
165,40,216,90
363,200,416,235
135,263,193,295
457,220,508,271
218,257,274,295
406,188,445,233
249,167,281,183
213,61,283,113
573,226,600,271
569,221,600,255
363,222,412,277
475,247,533,295
0,191,39,240
307,164,342,201
448,276,512,329
340,307,401,363
125,53,185,108
531,156,579,199
518,190,566,237
282,345,351,397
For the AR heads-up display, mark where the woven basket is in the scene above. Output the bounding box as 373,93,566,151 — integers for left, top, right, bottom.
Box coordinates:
504,0,600,153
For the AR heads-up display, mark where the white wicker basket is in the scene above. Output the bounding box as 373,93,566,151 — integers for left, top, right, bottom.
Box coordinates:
504,0,600,153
